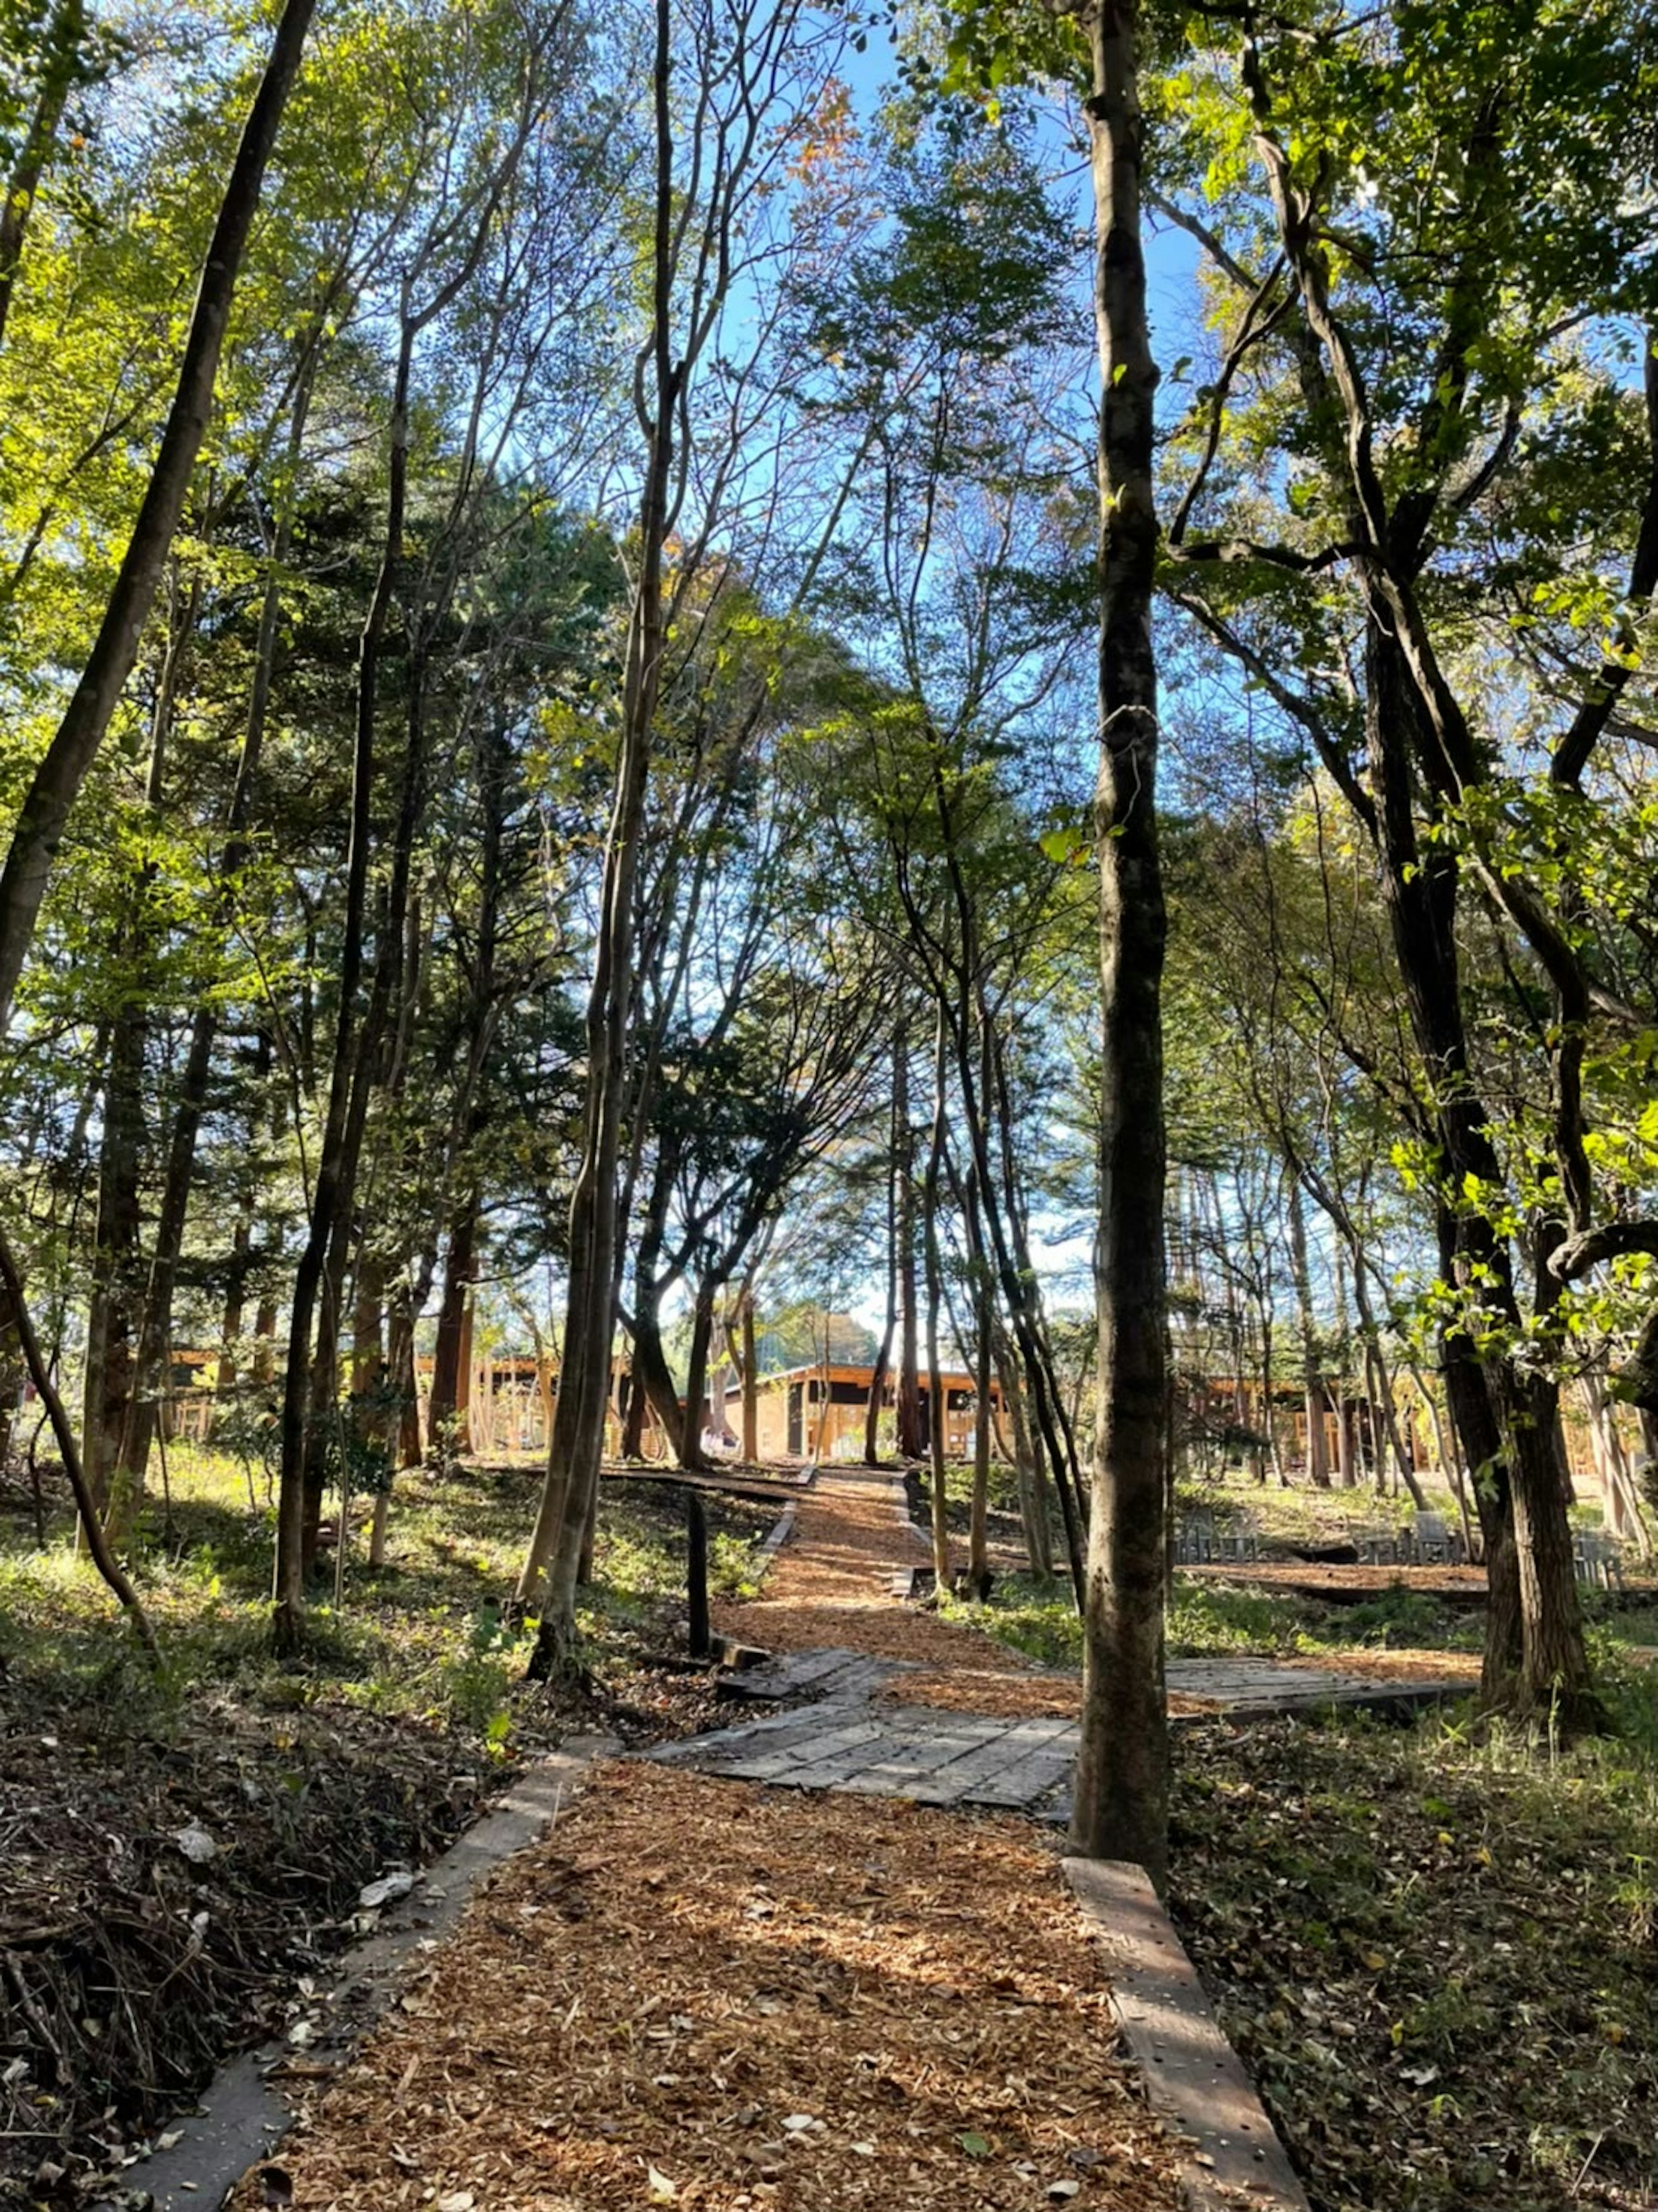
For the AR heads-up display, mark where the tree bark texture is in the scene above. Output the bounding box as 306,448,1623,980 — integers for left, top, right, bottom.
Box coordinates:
1069,0,1171,1886
428,1187,480,1448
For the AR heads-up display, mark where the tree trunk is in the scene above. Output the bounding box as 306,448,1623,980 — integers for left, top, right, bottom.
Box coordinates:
741,1289,759,1463
114,359,312,1524
894,1027,924,1459
274,310,415,1648
1365,615,1587,1711
520,0,687,1664
679,1278,718,1475
428,1186,479,1452
1069,0,1169,1887
0,0,87,355
962,1143,994,1596
865,1084,900,1464
0,1276,23,1470
0,1224,157,1654
82,1004,145,1532
1286,1175,1330,1487
968,1241,993,1598
0,0,317,1032
630,1294,686,1461
922,1010,952,1588
997,1328,1051,1577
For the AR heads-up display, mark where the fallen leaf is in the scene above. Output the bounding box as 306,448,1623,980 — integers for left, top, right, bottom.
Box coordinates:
360,1870,418,1911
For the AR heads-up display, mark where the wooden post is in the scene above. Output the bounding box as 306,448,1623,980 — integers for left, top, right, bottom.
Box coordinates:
685,1484,710,1659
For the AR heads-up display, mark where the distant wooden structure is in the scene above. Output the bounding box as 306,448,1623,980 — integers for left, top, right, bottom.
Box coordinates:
727,1361,1001,1462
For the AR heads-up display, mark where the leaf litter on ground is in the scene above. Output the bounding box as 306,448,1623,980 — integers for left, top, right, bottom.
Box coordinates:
240,1760,1185,2212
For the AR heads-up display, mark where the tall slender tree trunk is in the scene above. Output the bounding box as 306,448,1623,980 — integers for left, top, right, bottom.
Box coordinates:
219,1214,251,1400
968,1228,993,1598
273,314,414,1649
0,0,316,1033
741,1289,759,1463
113,367,315,1528
1365,619,1587,1710
922,1010,952,1588
865,1076,900,1464
0,0,87,355
997,1327,1051,1577
894,1026,923,1459
519,0,695,1664
1070,0,1170,1885
82,997,145,1531
428,1188,480,1451
1286,1176,1330,1487
0,1226,157,1653
0,1277,24,1470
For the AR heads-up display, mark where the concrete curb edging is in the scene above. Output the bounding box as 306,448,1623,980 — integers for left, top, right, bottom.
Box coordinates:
755,1499,797,1571
883,1463,933,1551
101,1734,617,2212
1063,1857,1311,2212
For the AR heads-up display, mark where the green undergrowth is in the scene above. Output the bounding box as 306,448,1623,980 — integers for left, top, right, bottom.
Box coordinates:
1172,1694,1658,2212
1176,1468,1634,1554
1175,1470,1473,1550
0,1448,772,1753
943,1569,1492,1669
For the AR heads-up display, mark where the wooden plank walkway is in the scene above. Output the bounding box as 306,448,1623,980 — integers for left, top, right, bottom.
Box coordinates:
655,1646,1476,1823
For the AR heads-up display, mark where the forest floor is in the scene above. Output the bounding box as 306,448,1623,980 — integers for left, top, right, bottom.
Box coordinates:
0,1452,775,2205
240,1760,1184,2212
927,1473,1658,2212
7,1453,1658,2212
220,1468,1193,2212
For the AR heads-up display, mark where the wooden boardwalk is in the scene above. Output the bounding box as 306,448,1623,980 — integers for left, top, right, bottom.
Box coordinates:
653,1643,1475,1826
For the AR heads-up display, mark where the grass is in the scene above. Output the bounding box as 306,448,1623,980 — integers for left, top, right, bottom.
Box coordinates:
1171,1692,1658,2211
935,1508,1658,2207
1176,1467,1476,1549
0,1444,775,1752
1180,1464,1646,1554
941,1568,1493,1670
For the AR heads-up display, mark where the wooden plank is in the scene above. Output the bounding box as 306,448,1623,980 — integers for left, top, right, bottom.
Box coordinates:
598,1464,813,1505
1064,1857,1311,2212
909,1727,1072,1808
960,1751,1074,1812
757,1719,891,1785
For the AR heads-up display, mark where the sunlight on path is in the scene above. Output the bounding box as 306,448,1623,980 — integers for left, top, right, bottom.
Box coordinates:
711,1467,1048,1676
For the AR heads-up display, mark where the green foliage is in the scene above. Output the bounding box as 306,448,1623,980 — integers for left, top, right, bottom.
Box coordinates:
0,1449,773,1744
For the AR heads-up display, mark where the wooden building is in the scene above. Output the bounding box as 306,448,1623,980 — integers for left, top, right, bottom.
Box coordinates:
728,1362,1002,1462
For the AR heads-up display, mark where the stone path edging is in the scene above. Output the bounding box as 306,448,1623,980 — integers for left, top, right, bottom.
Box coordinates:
1064,1857,1311,2212
98,1734,616,2212
754,1497,797,1569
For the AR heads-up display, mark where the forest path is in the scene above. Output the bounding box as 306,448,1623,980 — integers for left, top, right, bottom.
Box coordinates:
703,1460,1477,1769
709,1463,1054,1677
222,1470,1321,2212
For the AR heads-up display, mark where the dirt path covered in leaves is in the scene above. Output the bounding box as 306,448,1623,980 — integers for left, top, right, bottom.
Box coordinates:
253,1472,1186,2212
709,1466,1031,1665
706,1467,1130,1717
252,1764,1183,2212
